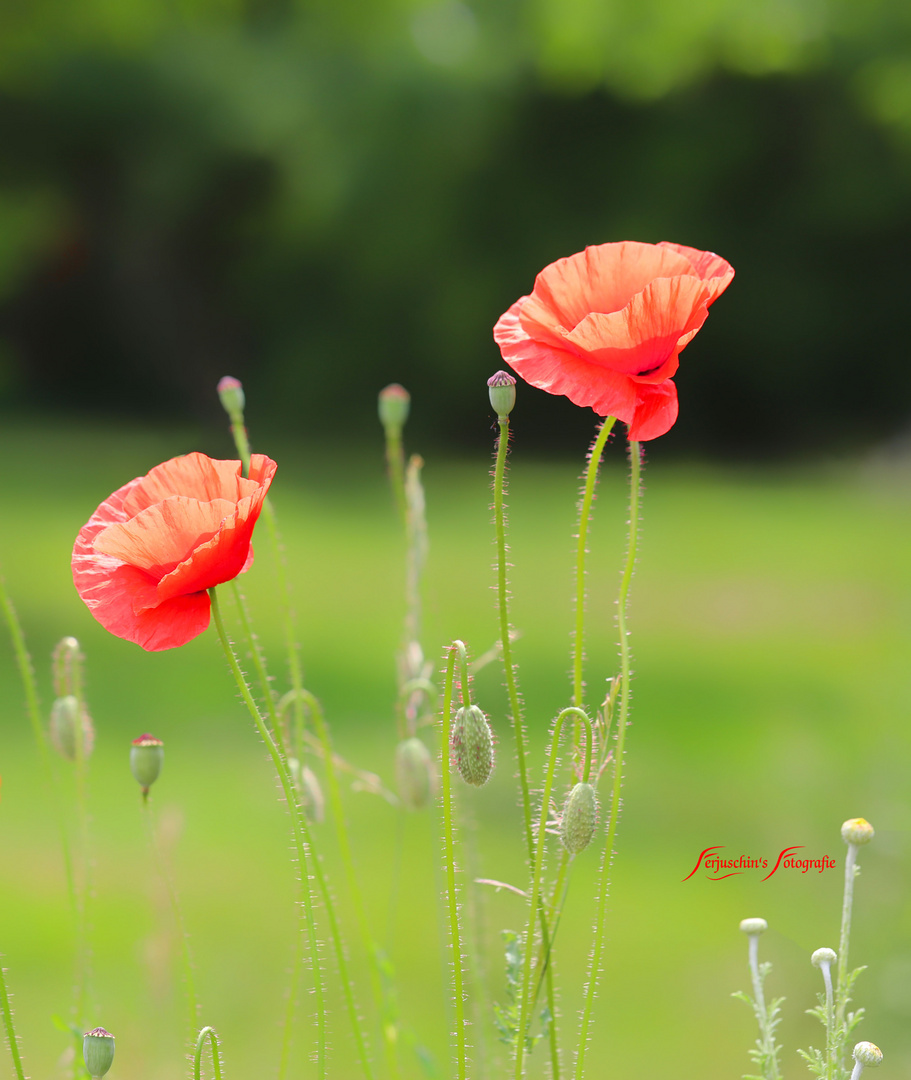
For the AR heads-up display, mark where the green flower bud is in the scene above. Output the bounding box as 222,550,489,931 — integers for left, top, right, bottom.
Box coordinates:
130,734,164,798
288,757,325,823
450,705,495,787
739,918,768,936
487,370,517,417
812,947,837,967
853,1042,883,1067
559,782,597,854
83,1027,115,1078
50,695,95,762
395,737,436,810
217,375,245,419
841,818,874,846
378,384,411,431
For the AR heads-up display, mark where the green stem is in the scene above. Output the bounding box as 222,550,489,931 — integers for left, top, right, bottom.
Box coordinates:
229,582,283,749
515,708,591,1080
572,419,616,711
0,957,27,1080
835,842,859,1066
209,588,330,1079
142,801,199,1041
441,641,469,1080
384,427,407,528
194,1026,224,1080
573,439,641,1080
71,656,92,1038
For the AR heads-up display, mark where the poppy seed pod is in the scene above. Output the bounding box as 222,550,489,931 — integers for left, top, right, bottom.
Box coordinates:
130,734,164,797
395,737,436,810
560,782,598,854
83,1028,115,1078
487,370,517,417
841,818,874,846
50,695,95,762
450,705,495,787
217,375,245,418
378,384,411,431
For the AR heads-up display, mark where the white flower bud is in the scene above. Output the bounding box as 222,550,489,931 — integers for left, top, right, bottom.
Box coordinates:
811,947,837,967
853,1042,883,1067
841,818,874,845
739,918,768,936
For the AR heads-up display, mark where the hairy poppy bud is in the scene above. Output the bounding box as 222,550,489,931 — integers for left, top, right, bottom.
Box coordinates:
50,695,95,762
288,757,325,823
853,1042,883,1067
487,370,517,417
395,737,436,810
450,705,495,787
83,1028,115,1078
841,818,874,846
130,734,164,798
378,384,411,431
739,918,768,936
560,782,597,854
217,375,245,418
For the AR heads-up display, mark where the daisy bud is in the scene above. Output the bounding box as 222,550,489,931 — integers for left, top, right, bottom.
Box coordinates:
739,918,768,936
450,705,495,787
853,1042,883,1067
288,757,325,823
487,370,516,417
50,695,95,762
83,1028,115,1078
841,818,874,846
378,384,411,432
217,375,245,418
812,947,837,967
130,734,164,798
560,782,598,854
395,737,436,810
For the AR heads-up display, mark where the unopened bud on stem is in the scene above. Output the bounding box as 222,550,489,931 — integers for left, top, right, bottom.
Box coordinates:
130,734,164,799
217,375,245,419
396,737,436,809
739,918,768,936
852,1041,883,1079
378,384,411,432
450,705,495,786
841,818,874,846
487,371,516,417
560,782,597,854
83,1028,115,1078
50,695,95,762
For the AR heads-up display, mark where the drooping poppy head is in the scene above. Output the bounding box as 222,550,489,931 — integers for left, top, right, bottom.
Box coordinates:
493,241,734,440
72,452,277,651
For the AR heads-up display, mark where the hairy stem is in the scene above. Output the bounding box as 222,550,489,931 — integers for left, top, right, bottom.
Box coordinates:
0,957,27,1080
194,1026,224,1080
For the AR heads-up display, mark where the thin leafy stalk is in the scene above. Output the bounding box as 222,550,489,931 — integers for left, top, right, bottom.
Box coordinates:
194,1026,224,1080
440,640,471,1080
0,957,27,1080
574,439,640,1080
515,708,592,1080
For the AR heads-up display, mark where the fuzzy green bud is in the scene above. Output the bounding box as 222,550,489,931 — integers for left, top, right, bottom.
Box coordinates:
487,370,516,417
853,1042,883,1067
50,695,95,762
841,818,874,846
130,734,164,797
395,737,436,810
378,384,411,431
83,1028,115,1078
739,918,768,936
560,782,597,854
450,705,495,786
217,375,245,418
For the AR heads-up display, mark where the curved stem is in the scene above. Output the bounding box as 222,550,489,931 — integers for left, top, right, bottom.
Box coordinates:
572,419,616,711
0,957,27,1080
441,641,468,1080
574,439,640,1080
194,1026,224,1080
515,707,591,1080
209,589,332,1079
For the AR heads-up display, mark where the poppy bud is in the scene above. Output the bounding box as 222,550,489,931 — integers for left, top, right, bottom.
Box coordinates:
130,734,164,798
739,918,768,936
395,737,436,810
853,1042,883,1067
217,375,245,418
841,818,874,846
450,705,495,787
288,757,325,823
560,782,597,854
487,370,517,417
378,384,410,431
50,695,95,762
83,1028,115,1078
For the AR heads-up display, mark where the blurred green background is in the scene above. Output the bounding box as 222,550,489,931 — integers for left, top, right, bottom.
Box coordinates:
2,1,911,1078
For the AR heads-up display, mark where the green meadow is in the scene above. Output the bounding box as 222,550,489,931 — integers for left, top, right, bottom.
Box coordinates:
2,419,910,1078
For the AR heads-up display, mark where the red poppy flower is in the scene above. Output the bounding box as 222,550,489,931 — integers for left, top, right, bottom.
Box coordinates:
493,241,734,440
73,452,277,651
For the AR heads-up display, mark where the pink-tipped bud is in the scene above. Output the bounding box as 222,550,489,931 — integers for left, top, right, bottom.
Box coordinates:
217,375,245,418
378,384,411,431
487,370,516,417
130,734,164,798
83,1028,115,1077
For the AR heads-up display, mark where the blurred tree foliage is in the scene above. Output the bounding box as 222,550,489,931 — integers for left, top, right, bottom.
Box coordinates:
1,0,910,455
